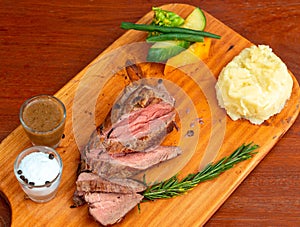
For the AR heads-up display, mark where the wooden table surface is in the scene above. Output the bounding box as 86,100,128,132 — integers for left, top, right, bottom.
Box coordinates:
1,0,299,226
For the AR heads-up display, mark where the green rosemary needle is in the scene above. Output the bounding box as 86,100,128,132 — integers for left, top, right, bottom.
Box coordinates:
142,142,259,201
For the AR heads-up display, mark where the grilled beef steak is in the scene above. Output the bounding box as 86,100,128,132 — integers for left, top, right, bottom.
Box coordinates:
74,78,182,226
85,192,143,226
97,80,177,155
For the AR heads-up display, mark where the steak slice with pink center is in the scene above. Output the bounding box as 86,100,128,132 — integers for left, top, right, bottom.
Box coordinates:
101,101,176,154
85,192,143,226
85,146,182,178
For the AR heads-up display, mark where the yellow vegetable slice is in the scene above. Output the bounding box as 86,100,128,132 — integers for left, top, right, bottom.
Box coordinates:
164,38,211,74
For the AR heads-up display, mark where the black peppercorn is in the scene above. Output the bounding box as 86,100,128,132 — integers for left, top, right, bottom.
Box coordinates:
48,153,54,160
17,169,23,175
45,181,51,187
29,182,35,186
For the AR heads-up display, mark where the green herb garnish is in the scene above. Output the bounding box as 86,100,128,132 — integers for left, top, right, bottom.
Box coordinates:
142,143,259,201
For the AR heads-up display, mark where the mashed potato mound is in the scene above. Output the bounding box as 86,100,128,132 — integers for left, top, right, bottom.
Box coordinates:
215,45,293,125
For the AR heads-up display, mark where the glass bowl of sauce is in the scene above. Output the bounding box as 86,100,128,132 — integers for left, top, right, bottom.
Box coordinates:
19,95,66,148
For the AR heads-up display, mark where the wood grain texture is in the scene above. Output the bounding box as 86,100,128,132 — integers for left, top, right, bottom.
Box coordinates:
0,1,300,226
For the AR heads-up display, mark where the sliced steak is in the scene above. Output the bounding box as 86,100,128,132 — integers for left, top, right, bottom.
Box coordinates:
85,192,143,226
74,78,182,225
85,146,182,178
76,172,146,193
101,101,176,154
110,79,175,123
96,80,177,155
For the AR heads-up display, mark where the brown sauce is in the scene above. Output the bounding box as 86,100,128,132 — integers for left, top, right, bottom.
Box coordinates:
23,100,63,132
21,97,66,147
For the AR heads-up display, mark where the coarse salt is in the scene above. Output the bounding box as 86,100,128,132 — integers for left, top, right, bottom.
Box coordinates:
18,151,60,186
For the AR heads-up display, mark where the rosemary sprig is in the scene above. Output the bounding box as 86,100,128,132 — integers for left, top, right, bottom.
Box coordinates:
142,143,259,201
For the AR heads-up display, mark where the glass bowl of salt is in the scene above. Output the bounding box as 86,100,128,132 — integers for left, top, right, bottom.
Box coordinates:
14,146,63,203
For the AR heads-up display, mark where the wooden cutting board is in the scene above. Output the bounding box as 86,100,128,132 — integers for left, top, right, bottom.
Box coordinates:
0,3,299,226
